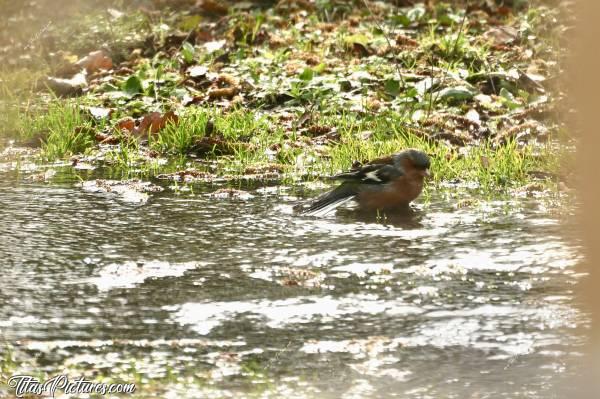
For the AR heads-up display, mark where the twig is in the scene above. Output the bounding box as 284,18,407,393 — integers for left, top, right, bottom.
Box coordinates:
451,12,468,59
426,53,436,118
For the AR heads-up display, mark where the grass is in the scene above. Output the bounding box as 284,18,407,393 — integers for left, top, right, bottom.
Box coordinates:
3,95,560,192
310,111,553,190
154,104,559,190
0,69,47,141
151,111,211,155
17,100,97,160
0,0,572,196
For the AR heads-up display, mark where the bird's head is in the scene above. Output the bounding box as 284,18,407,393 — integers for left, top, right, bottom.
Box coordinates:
394,149,431,178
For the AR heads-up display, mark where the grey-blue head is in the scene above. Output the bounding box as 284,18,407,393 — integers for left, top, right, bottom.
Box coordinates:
393,149,431,176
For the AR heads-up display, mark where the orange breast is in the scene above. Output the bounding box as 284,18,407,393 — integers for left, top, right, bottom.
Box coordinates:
357,175,423,211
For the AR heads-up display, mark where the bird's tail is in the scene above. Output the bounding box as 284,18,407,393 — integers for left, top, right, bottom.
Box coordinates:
299,183,358,216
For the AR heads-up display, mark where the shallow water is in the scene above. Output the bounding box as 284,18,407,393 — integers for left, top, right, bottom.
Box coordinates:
0,166,588,398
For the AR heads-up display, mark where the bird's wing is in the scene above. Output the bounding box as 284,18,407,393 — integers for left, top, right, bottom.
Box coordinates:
333,163,403,185
365,155,394,165
299,182,359,215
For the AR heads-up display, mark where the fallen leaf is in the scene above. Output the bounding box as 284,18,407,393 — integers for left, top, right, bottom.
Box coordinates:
188,65,208,78
208,73,240,99
415,77,440,96
483,26,519,46
75,50,113,74
436,86,474,102
208,87,238,99
197,0,228,15
204,40,226,53
95,132,120,145
123,75,143,95
87,106,112,120
117,117,135,132
351,42,370,57
465,109,480,124
395,34,419,47
45,71,87,96
136,111,179,136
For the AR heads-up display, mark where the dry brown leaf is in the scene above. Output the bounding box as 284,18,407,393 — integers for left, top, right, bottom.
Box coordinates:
75,51,113,74
216,73,239,86
307,125,332,136
483,26,519,46
351,42,370,57
208,74,241,99
208,87,238,99
430,131,470,146
117,117,136,133
196,0,228,15
136,111,179,136
268,33,288,48
395,34,419,47
95,132,120,145
299,52,321,66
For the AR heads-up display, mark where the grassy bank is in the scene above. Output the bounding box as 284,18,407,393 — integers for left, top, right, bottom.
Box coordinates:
0,0,574,192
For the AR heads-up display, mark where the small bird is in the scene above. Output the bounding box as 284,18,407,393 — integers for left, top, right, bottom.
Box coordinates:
300,149,431,215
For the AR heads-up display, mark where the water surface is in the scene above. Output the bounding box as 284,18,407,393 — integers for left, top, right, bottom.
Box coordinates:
0,166,587,398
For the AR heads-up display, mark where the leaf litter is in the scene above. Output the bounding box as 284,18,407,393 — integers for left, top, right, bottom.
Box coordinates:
2,0,575,188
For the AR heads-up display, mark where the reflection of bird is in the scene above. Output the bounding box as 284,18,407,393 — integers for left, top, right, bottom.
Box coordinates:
300,149,431,215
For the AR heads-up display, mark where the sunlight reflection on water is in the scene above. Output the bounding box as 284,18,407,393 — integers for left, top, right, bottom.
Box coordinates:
0,169,588,398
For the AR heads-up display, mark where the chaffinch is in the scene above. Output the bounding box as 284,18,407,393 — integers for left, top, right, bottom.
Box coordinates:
300,148,431,215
